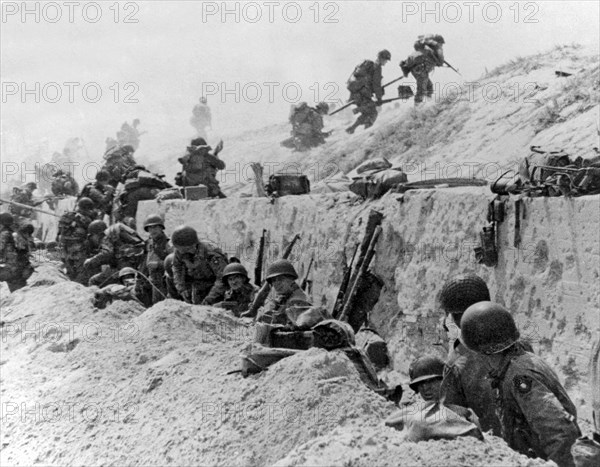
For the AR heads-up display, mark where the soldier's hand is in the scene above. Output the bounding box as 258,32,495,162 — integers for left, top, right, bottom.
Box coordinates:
181,290,192,303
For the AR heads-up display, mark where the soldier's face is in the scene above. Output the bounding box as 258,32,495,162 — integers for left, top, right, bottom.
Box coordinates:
147,225,163,239
227,274,245,291
175,244,196,254
417,378,442,402
270,275,295,295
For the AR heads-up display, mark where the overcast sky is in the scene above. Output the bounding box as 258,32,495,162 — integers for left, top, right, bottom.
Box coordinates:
1,1,598,163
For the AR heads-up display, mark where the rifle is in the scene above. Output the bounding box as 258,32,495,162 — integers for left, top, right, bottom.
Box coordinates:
301,256,314,292
382,76,404,89
244,234,301,319
339,225,383,322
331,244,359,318
254,229,267,286
333,210,384,319
0,197,60,218
444,60,462,76
329,96,405,117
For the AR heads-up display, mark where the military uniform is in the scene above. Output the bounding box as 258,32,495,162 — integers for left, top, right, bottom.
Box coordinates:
348,60,384,129
86,223,145,287
178,145,226,198
442,339,503,436
0,224,29,292
142,230,171,305
287,103,329,151
57,210,94,282
489,346,581,466
51,172,79,197
215,282,258,317
79,182,114,216
400,35,445,104
172,242,228,305
9,188,34,221
190,103,212,139
256,284,311,325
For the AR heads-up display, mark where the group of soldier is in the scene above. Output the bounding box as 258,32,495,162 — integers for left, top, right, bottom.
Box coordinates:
284,34,446,150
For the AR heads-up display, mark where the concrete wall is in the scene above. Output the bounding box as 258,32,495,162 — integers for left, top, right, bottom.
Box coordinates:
137,189,600,421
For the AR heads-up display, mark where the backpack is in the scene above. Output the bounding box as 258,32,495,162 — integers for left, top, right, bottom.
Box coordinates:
265,174,310,197
289,102,311,125
347,60,374,93
58,211,87,241
349,168,408,199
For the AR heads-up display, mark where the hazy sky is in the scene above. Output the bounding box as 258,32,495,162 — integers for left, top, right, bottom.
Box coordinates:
1,1,599,162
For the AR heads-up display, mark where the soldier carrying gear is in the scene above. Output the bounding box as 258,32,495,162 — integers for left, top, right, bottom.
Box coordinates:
171,225,228,305
56,197,96,283
176,138,226,198
282,101,332,152
101,145,137,188
400,34,445,105
213,263,258,317
345,49,391,134
438,273,502,436
138,214,171,305
78,170,115,217
84,221,146,287
0,212,30,292
9,182,37,220
256,259,312,325
51,169,79,197
461,302,581,466
77,219,107,286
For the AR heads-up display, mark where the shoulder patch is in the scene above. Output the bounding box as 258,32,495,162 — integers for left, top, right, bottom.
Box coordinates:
513,375,533,394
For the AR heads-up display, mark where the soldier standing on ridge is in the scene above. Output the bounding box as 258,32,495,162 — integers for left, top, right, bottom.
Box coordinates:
282,102,331,151
400,34,445,105
190,97,212,140
176,138,226,198
345,49,391,134
139,214,171,305
461,302,581,467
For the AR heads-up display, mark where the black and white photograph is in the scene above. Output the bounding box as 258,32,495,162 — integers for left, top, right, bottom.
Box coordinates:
1,1,599,465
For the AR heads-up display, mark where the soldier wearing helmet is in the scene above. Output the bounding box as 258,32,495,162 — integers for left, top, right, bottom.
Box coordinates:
162,253,182,300
9,182,37,221
56,197,96,282
78,170,115,217
84,221,145,287
0,212,28,292
76,220,107,285
171,225,228,305
345,50,390,134
461,302,581,466
51,169,79,197
400,34,445,105
282,101,332,152
191,97,212,140
139,214,171,305
256,259,311,325
212,263,258,316
437,273,502,436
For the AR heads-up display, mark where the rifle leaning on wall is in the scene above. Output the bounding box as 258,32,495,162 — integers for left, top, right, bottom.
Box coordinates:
254,229,267,286
301,256,314,292
243,234,301,320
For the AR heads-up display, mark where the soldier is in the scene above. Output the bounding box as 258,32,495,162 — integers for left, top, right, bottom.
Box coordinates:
84,221,145,287
56,197,95,282
283,102,331,151
213,263,258,316
345,49,391,134
79,170,115,217
438,273,503,436
0,212,31,292
171,225,228,305
140,214,171,305
93,267,143,309
102,145,137,188
163,252,182,300
256,259,312,325
9,182,37,221
14,223,36,284
400,34,445,105
190,97,212,139
176,138,226,198
51,169,79,197
78,220,107,286
461,302,581,466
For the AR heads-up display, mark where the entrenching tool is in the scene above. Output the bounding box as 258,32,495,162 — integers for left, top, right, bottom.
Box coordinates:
329,76,407,116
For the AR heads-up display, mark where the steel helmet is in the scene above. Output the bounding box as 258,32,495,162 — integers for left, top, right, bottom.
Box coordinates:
460,302,520,355
77,197,95,211
143,214,165,232
0,212,15,227
119,267,137,279
265,259,298,282
408,355,445,391
171,225,199,247
438,273,490,316
222,263,249,281
96,170,110,182
378,49,392,61
88,220,107,235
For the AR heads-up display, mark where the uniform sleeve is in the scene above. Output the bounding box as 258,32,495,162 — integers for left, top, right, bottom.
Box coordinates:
172,251,187,293
202,252,228,305
441,364,468,408
87,238,114,268
512,374,581,467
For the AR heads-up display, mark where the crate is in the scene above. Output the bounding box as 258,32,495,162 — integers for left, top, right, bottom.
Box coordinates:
185,185,208,200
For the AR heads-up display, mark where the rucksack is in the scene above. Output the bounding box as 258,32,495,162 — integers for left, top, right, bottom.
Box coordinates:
349,168,408,199
265,174,310,197
289,102,310,124
58,211,87,241
347,60,374,93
